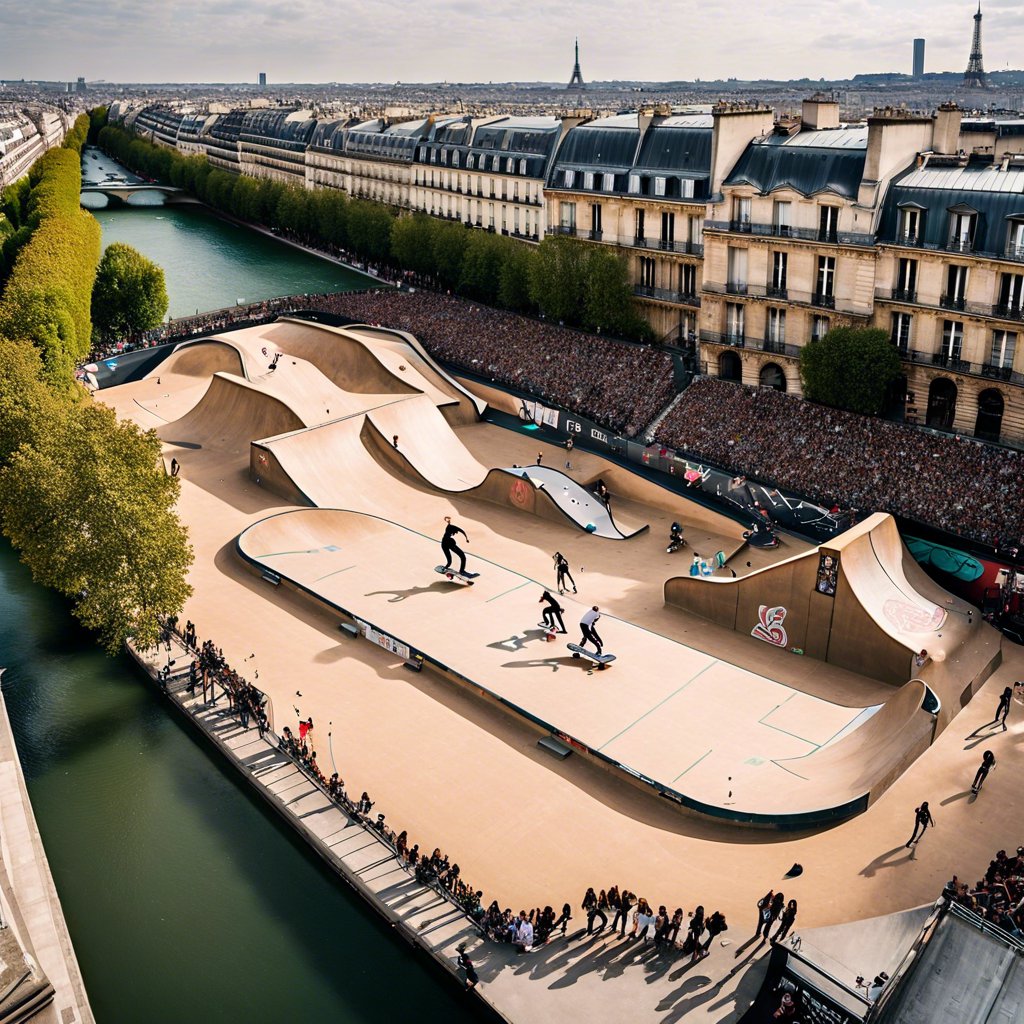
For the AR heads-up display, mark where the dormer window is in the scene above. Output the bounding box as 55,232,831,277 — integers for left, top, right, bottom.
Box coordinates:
947,204,977,253
563,169,575,188
466,153,474,169
1008,216,1024,260
732,196,751,231
898,203,925,245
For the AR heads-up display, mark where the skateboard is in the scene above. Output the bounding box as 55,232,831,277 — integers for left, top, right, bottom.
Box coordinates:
538,623,562,642
435,566,479,586
567,643,616,669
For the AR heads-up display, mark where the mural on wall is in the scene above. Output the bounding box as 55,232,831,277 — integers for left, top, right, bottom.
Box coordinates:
751,605,789,647
816,553,839,596
882,599,946,633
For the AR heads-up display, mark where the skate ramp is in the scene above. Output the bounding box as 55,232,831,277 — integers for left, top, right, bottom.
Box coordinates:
666,513,998,693
149,339,244,381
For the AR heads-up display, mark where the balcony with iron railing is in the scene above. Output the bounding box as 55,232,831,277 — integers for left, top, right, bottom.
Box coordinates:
757,336,801,358
884,235,1024,264
700,329,746,348
895,345,1024,385
633,285,701,307
811,292,836,310
940,293,967,311
704,281,868,317
877,288,1024,320
705,220,875,247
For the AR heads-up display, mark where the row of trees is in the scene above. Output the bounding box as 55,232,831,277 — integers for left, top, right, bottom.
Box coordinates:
0,114,191,652
96,122,651,340
799,327,902,416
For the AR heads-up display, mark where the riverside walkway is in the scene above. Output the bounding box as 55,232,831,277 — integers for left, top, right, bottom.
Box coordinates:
129,635,772,1024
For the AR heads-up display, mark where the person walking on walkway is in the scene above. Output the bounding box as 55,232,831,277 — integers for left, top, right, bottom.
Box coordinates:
554,551,577,595
441,517,469,574
539,591,567,633
906,801,935,847
773,900,798,943
553,902,572,935
755,890,775,938
972,750,996,793
612,889,634,936
703,910,728,955
579,606,604,656
456,944,478,989
996,686,1014,728
582,887,606,934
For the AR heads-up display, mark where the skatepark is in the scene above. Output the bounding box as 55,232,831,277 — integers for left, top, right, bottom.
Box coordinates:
103,317,1001,830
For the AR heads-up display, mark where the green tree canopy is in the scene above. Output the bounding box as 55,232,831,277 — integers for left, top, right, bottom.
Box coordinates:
799,326,902,416
91,242,169,342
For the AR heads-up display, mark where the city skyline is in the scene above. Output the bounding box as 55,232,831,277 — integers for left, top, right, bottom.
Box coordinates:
3,0,1024,85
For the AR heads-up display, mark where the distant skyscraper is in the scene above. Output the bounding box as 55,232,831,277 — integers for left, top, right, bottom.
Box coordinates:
963,2,987,88
75,76,86,94
567,39,585,90
913,38,925,77
258,72,267,88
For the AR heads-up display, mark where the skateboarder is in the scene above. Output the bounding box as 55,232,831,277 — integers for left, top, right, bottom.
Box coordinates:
996,686,1013,728
972,750,996,793
539,591,567,633
579,606,603,656
905,801,934,848
441,517,469,575
554,552,577,595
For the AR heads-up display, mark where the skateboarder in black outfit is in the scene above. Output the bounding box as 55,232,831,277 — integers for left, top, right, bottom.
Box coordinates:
905,801,934,848
441,517,469,574
539,591,567,633
554,552,577,595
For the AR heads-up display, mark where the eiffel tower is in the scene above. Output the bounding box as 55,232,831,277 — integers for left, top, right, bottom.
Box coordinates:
963,2,987,88
567,38,585,90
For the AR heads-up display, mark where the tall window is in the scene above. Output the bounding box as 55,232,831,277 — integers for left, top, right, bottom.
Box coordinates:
891,312,913,353
990,330,1017,369
590,203,602,236
999,272,1024,315
773,201,791,236
639,257,656,288
733,196,751,231
899,207,923,244
488,203,495,228
681,263,697,297
944,264,969,309
941,320,963,361
947,209,976,252
560,202,576,229
1009,219,1024,259
766,308,786,347
727,247,748,293
816,255,836,303
770,251,788,296
896,257,918,300
725,303,745,342
661,211,675,247
635,208,646,242
690,215,704,248
819,206,839,242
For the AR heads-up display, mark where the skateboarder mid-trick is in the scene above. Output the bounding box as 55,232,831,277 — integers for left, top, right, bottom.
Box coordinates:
441,517,469,574
579,606,603,655
539,591,567,634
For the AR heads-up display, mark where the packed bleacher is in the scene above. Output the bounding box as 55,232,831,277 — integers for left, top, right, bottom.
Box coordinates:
654,377,1024,549
945,845,1024,940
304,289,676,438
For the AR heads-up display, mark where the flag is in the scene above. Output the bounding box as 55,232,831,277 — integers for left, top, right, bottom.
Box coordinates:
299,722,310,740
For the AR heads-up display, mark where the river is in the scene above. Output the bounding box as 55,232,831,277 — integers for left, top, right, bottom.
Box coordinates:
0,157,482,1022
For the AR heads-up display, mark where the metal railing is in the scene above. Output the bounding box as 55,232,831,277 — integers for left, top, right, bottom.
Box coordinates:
704,219,875,247
699,330,746,348
900,347,1024,385
704,280,867,317
633,284,700,306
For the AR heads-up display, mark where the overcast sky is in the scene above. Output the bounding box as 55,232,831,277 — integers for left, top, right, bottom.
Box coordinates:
3,0,1023,84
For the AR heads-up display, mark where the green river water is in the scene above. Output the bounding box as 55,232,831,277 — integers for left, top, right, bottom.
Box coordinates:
0,157,482,1023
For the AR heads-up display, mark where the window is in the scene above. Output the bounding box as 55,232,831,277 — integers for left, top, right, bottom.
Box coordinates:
999,273,1024,316
690,216,703,247
943,265,969,309
819,206,839,242
991,330,1017,369
766,308,786,347
452,151,460,168
899,207,923,244
563,169,575,187
583,171,595,190
896,257,918,300
661,212,675,246
519,159,527,175
560,202,576,229
628,174,641,194
635,208,645,242
811,315,830,343
654,177,667,196
466,153,475,170
725,303,745,342
513,207,520,233
733,196,751,230
488,203,495,228
639,257,656,288
681,263,697,297
770,251,788,296
590,203,602,236
947,208,976,252
815,255,836,303
727,247,748,293
681,179,695,198
891,312,913,353
1008,219,1024,260
941,320,963,361
773,201,791,236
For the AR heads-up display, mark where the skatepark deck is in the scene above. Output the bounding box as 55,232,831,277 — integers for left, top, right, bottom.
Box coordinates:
236,507,955,827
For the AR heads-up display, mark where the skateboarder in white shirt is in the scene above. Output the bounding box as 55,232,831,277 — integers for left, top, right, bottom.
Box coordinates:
579,606,604,656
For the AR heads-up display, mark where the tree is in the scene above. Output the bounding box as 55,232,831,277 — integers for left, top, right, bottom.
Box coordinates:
91,243,168,342
582,247,637,336
529,236,587,324
799,326,902,416
0,402,193,653
497,240,534,312
390,214,436,275
432,221,468,288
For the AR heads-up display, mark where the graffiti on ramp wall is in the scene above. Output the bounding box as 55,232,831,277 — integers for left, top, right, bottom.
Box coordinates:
751,605,789,647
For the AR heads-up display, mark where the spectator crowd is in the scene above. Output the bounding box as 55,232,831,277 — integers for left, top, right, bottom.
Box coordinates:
946,844,1024,940
655,377,1024,548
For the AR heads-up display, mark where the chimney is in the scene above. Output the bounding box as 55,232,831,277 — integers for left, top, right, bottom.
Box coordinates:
860,107,936,206
801,94,840,131
932,102,962,156
710,101,774,198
